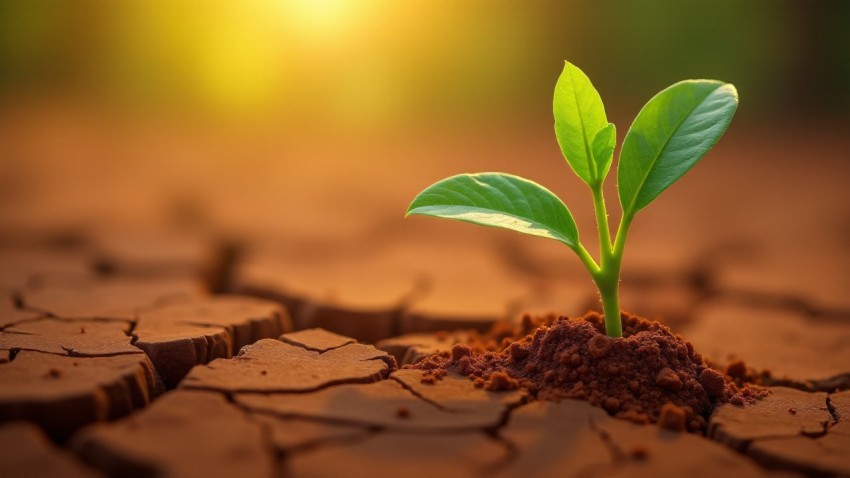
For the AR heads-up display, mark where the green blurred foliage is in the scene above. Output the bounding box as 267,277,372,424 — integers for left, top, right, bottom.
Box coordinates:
0,0,847,124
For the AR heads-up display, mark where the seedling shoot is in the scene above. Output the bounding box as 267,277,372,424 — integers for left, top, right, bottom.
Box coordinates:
406,61,738,338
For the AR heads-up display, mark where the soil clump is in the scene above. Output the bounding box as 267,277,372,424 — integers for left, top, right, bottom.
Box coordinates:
411,311,766,432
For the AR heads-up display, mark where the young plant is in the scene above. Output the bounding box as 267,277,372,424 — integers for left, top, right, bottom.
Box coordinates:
405,61,738,338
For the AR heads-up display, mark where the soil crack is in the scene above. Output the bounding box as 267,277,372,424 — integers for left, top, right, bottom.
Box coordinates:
589,416,627,464
388,375,456,413
280,338,353,354
825,394,840,426
488,399,527,435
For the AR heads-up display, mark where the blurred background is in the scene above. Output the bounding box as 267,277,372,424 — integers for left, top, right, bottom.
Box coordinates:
0,0,848,326
2,1,849,124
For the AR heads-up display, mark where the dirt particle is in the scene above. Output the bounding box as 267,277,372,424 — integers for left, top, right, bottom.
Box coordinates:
689,415,706,431
451,344,472,362
658,403,687,432
508,342,529,361
260,370,268,376
655,368,683,390
396,407,411,419
629,445,649,461
420,368,446,385
485,371,518,391
587,335,613,358
725,360,747,378
603,397,620,412
45,368,62,379
698,368,727,399
788,407,797,415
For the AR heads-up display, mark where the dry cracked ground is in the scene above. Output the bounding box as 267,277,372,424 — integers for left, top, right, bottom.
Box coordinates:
1,115,849,477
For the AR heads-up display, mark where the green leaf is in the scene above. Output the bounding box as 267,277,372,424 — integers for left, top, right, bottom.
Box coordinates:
591,123,616,180
406,173,579,248
618,80,738,215
553,61,609,185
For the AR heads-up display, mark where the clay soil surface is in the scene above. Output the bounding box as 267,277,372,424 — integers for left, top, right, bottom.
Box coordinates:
1,114,850,477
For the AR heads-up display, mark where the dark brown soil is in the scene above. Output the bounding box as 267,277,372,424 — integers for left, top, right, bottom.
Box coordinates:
410,311,767,432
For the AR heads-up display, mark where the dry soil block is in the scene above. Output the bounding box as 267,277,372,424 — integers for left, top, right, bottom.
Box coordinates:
90,228,216,279
0,351,157,439
376,331,468,365
1,292,42,329
233,247,418,343
285,432,508,478
239,372,524,432
133,296,291,387
397,237,533,335
22,276,206,320
0,318,138,357
391,369,525,415
0,422,103,478
180,337,395,393
251,414,369,453
496,399,611,475
498,399,773,477
280,328,354,352
715,239,850,315
72,390,275,477
710,387,850,476
687,302,850,390
0,248,94,292
133,322,231,389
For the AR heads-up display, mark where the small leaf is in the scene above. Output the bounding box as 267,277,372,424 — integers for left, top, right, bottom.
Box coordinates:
406,173,579,248
591,123,616,180
553,61,609,185
618,80,738,215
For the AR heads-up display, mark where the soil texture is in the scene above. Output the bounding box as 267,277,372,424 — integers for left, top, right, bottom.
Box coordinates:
413,311,767,432
1,122,849,477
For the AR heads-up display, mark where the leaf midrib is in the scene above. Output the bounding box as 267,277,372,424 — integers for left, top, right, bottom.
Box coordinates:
623,85,719,215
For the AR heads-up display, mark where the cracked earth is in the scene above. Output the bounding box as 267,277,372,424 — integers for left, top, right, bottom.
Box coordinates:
1,116,849,477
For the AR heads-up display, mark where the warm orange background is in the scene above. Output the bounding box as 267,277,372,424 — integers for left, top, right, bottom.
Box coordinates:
1,1,848,302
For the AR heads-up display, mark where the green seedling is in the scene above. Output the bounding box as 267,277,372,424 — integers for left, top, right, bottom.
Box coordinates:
405,61,738,338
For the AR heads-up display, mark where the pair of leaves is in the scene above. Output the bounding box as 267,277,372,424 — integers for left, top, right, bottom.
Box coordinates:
553,62,616,186
406,62,738,249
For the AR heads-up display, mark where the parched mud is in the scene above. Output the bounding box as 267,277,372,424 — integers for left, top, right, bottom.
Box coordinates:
411,311,767,432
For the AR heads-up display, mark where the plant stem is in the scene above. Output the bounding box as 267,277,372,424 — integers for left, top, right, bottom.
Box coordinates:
574,243,600,274
593,212,634,338
593,249,623,338
598,278,622,338
590,184,613,258
612,212,633,260
588,183,623,337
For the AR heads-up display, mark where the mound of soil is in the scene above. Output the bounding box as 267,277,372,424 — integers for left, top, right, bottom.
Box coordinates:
411,312,766,432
